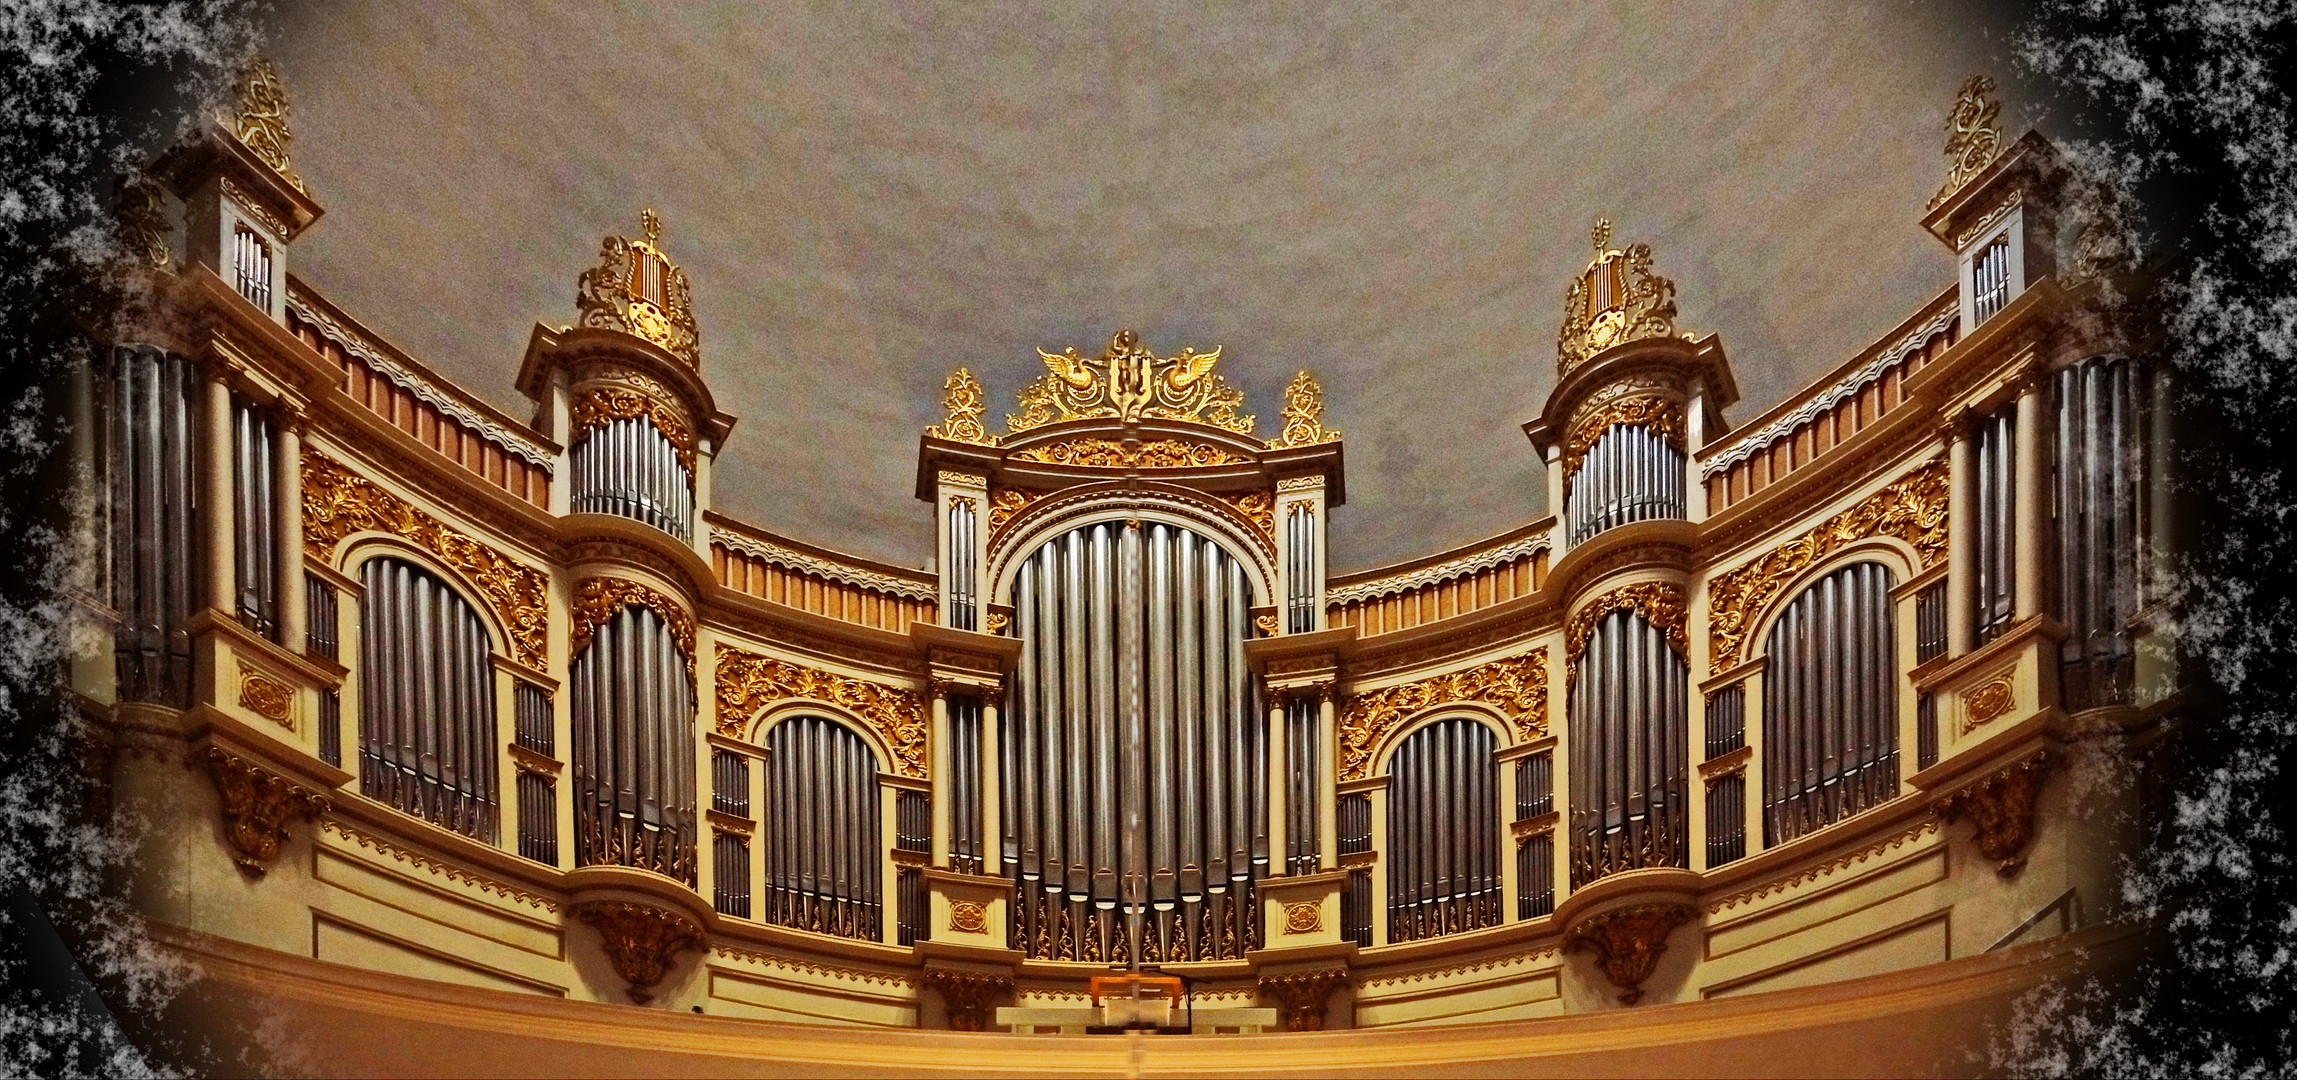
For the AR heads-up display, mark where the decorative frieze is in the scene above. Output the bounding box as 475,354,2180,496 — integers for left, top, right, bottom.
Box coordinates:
1701,305,1955,477
1338,649,1546,780
1011,437,1248,468
711,529,937,602
319,818,559,911
1327,535,1545,605
712,644,927,778
287,290,556,468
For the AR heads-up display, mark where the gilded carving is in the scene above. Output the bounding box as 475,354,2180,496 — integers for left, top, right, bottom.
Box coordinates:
1558,219,1679,375
1219,490,1276,541
713,645,927,778
204,747,327,879
1565,583,1688,686
1961,669,2017,733
1932,75,2004,208
1008,329,1254,435
1561,395,1686,497
220,176,291,238
1254,613,1279,637
984,611,1009,635
1267,370,1340,449
1955,191,2022,249
571,386,697,474
1937,751,2053,877
236,665,294,728
1705,458,1949,674
1010,436,1248,468
924,968,1012,1032
576,209,700,366
948,900,989,935
1339,649,1546,780
927,367,994,444
1257,968,1346,1031
222,57,305,191
986,486,1053,542
571,577,695,683
115,174,171,268
1276,475,1323,493
1563,902,1695,1005
1283,902,1323,934
301,450,549,666
570,900,704,1005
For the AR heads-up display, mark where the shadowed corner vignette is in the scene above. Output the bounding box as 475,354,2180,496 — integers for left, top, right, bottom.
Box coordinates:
3,2,2295,1077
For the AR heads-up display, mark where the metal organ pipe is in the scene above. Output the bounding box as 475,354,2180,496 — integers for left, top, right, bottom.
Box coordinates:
106,346,200,706
1569,608,1688,887
1385,717,1499,942
571,604,696,884
1566,424,1686,545
1760,561,1899,845
2056,357,2144,710
357,558,499,843
571,414,693,541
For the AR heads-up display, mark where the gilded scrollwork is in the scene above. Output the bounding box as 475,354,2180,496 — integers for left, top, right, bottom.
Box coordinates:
1704,459,1949,674
1339,649,1547,780
570,385,698,473
301,450,549,666
204,747,327,878
115,175,171,268
986,486,1053,542
927,367,994,444
1267,370,1340,449
222,57,305,192
571,577,696,683
1217,489,1276,542
1010,436,1249,468
575,209,700,367
1557,219,1679,375
1563,902,1695,1005
1008,329,1254,435
1932,75,2004,208
713,644,927,778
570,900,704,1005
237,665,294,728
1565,582,1688,686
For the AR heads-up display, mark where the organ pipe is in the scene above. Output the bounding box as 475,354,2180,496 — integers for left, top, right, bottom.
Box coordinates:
1761,561,1898,845
572,604,696,884
1973,407,2016,643
232,394,278,640
762,715,882,940
1385,717,1501,942
2054,356,2145,710
105,345,198,707
570,415,693,541
1565,424,1686,545
1568,608,1688,886
358,557,499,843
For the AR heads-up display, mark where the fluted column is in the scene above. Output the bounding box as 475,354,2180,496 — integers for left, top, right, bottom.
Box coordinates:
1945,417,1975,655
931,686,953,865
1267,694,1288,874
1544,444,1568,560
1317,690,1338,872
275,411,306,652
2013,377,2046,620
205,373,235,615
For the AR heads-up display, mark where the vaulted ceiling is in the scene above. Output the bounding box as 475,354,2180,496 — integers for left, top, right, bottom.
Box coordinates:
272,1,2040,571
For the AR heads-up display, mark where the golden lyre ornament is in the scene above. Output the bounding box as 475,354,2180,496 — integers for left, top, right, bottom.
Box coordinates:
1556,218,1678,375
223,57,305,192
576,209,701,367
928,368,994,444
1268,371,1340,449
1008,329,1254,435
1933,75,2004,208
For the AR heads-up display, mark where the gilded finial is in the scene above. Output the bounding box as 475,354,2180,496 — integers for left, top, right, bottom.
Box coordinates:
222,56,305,193
1591,217,1614,253
574,210,700,365
928,367,994,444
1556,221,1679,374
641,208,663,243
1268,370,1340,449
1009,331,1251,435
1932,75,2004,207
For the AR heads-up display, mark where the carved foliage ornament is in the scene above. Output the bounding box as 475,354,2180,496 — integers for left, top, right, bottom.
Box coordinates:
925,969,1012,1032
571,386,697,474
1558,219,1679,375
1257,968,1346,1031
1961,669,2017,733
1565,582,1688,687
713,645,927,778
570,901,703,1005
205,747,327,878
1561,394,1686,497
1267,370,1341,449
1340,649,1547,780
115,175,171,268
1933,75,2004,208
1011,436,1249,468
928,368,994,444
1705,458,1949,674
1220,490,1276,542
1009,329,1254,436
576,209,700,367
571,577,696,684
301,450,549,666
1283,901,1323,934
948,900,989,935
237,665,294,728
222,57,305,192
1936,751,2053,877
1563,902,1696,1005
987,486,1052,542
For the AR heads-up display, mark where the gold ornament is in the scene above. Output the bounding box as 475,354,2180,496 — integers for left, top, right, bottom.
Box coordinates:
1218,490,1276,542
1563,902,1695,1005
1008,329,1253,435
948,900,989,935
1565,583,1688,687
927,368,994,444
1010,436,1248,468
1557,219,1678,375
237,666,294,728
575,209,700,366
204,747,327,879
986,486,1052,542
1960,669,2017,734
115,175,171,268
1339,649,1546,780
1257,968,1346,1031
571,386,697,473
1283,901,1323,934
1267,371,1340,449
1561,395,1686,497
1933,75,2004,208
1705,459,1949,674
570,900,704,1005
301,450,549,666
713,645,927,778
222,57,304,192
924,969,1012,1032
1936,751,2053,877
570,577,696,684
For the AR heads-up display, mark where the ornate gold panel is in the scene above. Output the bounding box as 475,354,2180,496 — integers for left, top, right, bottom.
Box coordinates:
927,368,993,444
1565,582,1688,686
1339,649,1546,781
1933,75,2003,208
1010,436,1248,468
1008,329,1253,435
712,644,927,778
1557,219,1679,375
575,209,700,366
570,577,696,683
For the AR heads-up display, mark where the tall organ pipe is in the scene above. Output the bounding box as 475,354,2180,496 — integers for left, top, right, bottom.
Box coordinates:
358,558,499,842
571,414,693,541
1763,562,1899,844
1566,424,1686,545
571,604,696,884
1569,608,1688,886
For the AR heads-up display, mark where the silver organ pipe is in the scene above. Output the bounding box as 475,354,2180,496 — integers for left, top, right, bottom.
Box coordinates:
1568,608,1689,886
358,557,500,843
2055,356,2146,710
1761,562,1898,845
1383,717,1501,942
761,716,883,939
949,694,983,874
1973,407,2017,643
105,345,199,707
1005,521,1265,962
947,499,978,630
1972,236,2011,324
1285,502,1316,633
570,415,693,541
1284,695,1320,873
1565,423,1686,545
231,394,278,640
232,224,271,310
572,604,696,884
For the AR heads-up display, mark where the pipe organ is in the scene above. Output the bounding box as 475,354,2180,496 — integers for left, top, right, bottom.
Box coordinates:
89,71,2181,1035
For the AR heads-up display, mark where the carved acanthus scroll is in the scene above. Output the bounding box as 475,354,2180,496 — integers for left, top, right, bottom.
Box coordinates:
1008,329,1253,435
712,645,927,778
1339,649,1547,780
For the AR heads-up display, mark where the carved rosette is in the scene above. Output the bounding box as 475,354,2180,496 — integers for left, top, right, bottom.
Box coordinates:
1565,583,1688,687
204,747,328,878
1937,751,2053,876
924,969,1012,1032
1008,329,1254,435
1339,649,1546,780
1557,220,1680,376
947,900,989,935
927,368,994,444
575,210,700,367
237,665,294,728
712,645,927,778
570,385,697,473
1010,436,1248,468
570,901,704,1005
571,577,696,684
1705,459,1949,674
1267,370,1341,448
301,450,549,666
1932,75,2004,208
1961,670,2017,733
1283,902,1323,934
1565,902,1695,1005
1257,968,1347,1031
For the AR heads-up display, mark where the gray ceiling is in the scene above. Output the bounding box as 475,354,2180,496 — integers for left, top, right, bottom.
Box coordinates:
271,2,2039,573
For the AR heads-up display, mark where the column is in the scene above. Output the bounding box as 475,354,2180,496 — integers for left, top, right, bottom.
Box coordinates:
691,438,714,560
1267,695,1288,874
930,687,953,865
275,413,306,652
1499,756,1520,921
1317,690,1338,871
1366,782,1389,947
1945,418,1975,655
2013,378,2045,620
205,373,235,615
1545,444,1568,559
1685,384,1709,522
880,783,902,945
980,694,1002,877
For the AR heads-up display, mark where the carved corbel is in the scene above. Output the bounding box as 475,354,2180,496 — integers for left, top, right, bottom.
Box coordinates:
203,746,328,878
1257,967,1348,1031
1563,902,1696,1005
923,968,1013,1032
1936,750,2055,877
570,900,704,1005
